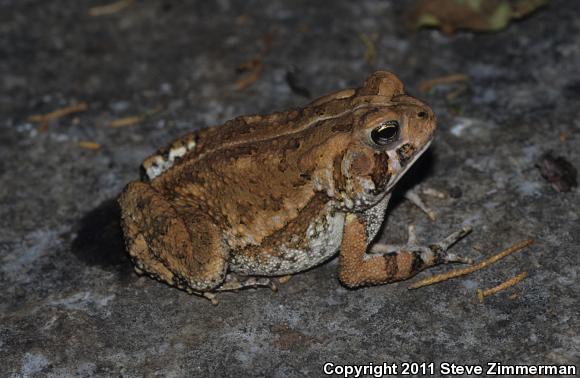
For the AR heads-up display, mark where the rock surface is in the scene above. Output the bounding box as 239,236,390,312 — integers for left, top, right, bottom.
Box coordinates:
1,0,578,376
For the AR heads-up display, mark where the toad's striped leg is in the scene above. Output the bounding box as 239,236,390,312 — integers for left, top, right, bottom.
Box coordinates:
338,215,472,288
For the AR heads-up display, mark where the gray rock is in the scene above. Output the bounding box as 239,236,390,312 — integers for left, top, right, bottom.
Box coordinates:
1,0,578,376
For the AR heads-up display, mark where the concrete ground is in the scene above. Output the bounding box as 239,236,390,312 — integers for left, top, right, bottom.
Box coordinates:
1,0,578,376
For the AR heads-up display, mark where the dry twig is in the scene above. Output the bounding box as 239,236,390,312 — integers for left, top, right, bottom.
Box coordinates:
418,74,469,94
28,102,88,129
109,106,162,128
358,33,377,66
78,141,101,150
110,115,145,128
235,58,263,90
477,272,528,303
89,0,134,16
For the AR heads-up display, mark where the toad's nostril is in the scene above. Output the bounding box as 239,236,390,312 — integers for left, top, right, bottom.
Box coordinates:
417,111,427,119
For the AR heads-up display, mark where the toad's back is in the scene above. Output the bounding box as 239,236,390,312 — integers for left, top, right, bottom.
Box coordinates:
149,112,357,250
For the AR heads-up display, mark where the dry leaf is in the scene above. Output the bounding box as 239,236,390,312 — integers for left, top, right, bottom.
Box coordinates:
407,0,549,34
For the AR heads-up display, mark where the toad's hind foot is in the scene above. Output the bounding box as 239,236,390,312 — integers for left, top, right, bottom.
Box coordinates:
370,224,473,264
338,215,472,288
199,275,278,305
428,226,474,264
216,275,278,292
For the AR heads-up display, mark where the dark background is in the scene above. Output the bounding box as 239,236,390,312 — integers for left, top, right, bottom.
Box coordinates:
1,0,578,376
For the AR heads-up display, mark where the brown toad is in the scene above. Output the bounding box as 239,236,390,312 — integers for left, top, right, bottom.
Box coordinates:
119,71,470,302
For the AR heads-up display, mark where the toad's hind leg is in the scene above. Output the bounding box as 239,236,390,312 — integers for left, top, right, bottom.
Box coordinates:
118,181,227,292
338,214,471,288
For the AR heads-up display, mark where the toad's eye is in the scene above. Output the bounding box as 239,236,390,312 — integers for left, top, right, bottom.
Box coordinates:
371,120,400,146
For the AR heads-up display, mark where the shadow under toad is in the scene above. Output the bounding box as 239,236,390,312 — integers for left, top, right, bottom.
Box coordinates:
71,198,133,278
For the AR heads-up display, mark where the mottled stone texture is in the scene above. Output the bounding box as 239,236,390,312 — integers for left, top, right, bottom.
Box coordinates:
1,0,578,376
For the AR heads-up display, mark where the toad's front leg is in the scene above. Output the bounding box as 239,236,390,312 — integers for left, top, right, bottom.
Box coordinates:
338,214,471,288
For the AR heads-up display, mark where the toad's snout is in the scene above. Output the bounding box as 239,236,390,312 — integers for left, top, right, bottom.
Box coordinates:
393,95,436,151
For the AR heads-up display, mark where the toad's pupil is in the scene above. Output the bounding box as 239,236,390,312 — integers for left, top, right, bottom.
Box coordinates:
378,126,397,139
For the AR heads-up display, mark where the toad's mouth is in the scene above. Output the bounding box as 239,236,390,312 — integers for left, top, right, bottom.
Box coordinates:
385,139,432,192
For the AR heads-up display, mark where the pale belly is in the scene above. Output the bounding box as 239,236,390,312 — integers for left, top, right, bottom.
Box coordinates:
229,203,345,275
229,194,390,276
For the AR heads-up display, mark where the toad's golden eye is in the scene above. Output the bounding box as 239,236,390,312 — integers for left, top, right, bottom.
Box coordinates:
371,120,399,146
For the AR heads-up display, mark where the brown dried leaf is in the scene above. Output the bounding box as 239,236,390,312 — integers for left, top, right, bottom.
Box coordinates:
407,0,549,34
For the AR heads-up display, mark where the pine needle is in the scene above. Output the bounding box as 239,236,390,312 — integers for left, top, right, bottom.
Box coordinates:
418,74,469,94
78,141,101,150
477,271,528,303
89,0,134,16
28,102,88,127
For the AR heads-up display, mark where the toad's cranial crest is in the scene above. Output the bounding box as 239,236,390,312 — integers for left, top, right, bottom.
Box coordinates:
119,71,470,302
